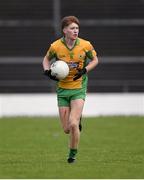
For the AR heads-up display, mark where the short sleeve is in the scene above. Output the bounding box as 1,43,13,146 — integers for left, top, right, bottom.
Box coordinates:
85,42,97,59
46,44,57,60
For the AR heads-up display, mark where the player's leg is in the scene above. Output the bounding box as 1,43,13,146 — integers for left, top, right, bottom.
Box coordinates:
59,107,70,134
57,96,70,134
68,99,84,163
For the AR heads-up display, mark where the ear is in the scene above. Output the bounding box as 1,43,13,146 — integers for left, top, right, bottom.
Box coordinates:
63,27,67,35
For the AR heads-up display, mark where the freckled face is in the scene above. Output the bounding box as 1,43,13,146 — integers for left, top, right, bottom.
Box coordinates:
63,22,79,40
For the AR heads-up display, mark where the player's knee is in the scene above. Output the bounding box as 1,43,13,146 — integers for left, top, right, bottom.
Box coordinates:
69,122,78,131
63,128,70,134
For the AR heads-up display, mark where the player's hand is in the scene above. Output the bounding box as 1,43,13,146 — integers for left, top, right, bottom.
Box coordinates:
73,68,87,81
44,70,59,81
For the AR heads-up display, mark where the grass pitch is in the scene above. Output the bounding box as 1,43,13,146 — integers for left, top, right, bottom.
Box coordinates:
0,116,144,179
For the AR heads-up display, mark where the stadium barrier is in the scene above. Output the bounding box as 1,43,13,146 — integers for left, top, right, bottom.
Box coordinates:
0,93,144,117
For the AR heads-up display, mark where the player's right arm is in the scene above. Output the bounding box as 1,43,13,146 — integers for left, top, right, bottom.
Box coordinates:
42,55,51,71
43,44,56,71
42,50,59,81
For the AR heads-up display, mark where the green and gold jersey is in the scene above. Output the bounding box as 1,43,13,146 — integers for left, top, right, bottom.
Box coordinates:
46,37,97,89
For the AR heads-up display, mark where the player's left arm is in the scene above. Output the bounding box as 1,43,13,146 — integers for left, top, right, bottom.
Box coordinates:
73,42,98,81
85,42,99,72
85,55,98,72
73,56,98,81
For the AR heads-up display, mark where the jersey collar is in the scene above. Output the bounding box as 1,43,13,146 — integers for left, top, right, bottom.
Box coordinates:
61,37,80,50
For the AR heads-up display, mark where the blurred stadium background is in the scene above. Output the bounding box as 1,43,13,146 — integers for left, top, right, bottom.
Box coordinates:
0,0,144,116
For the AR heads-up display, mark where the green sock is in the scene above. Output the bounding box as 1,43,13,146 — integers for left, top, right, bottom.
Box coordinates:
69,149,78,158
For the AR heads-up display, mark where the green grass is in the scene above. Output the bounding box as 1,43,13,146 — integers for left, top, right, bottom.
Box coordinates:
0,116,144,178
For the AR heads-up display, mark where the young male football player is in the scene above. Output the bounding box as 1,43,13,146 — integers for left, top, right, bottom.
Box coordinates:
43,16,98,163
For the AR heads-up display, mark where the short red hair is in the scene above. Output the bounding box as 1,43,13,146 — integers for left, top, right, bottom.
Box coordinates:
61,16,80,30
